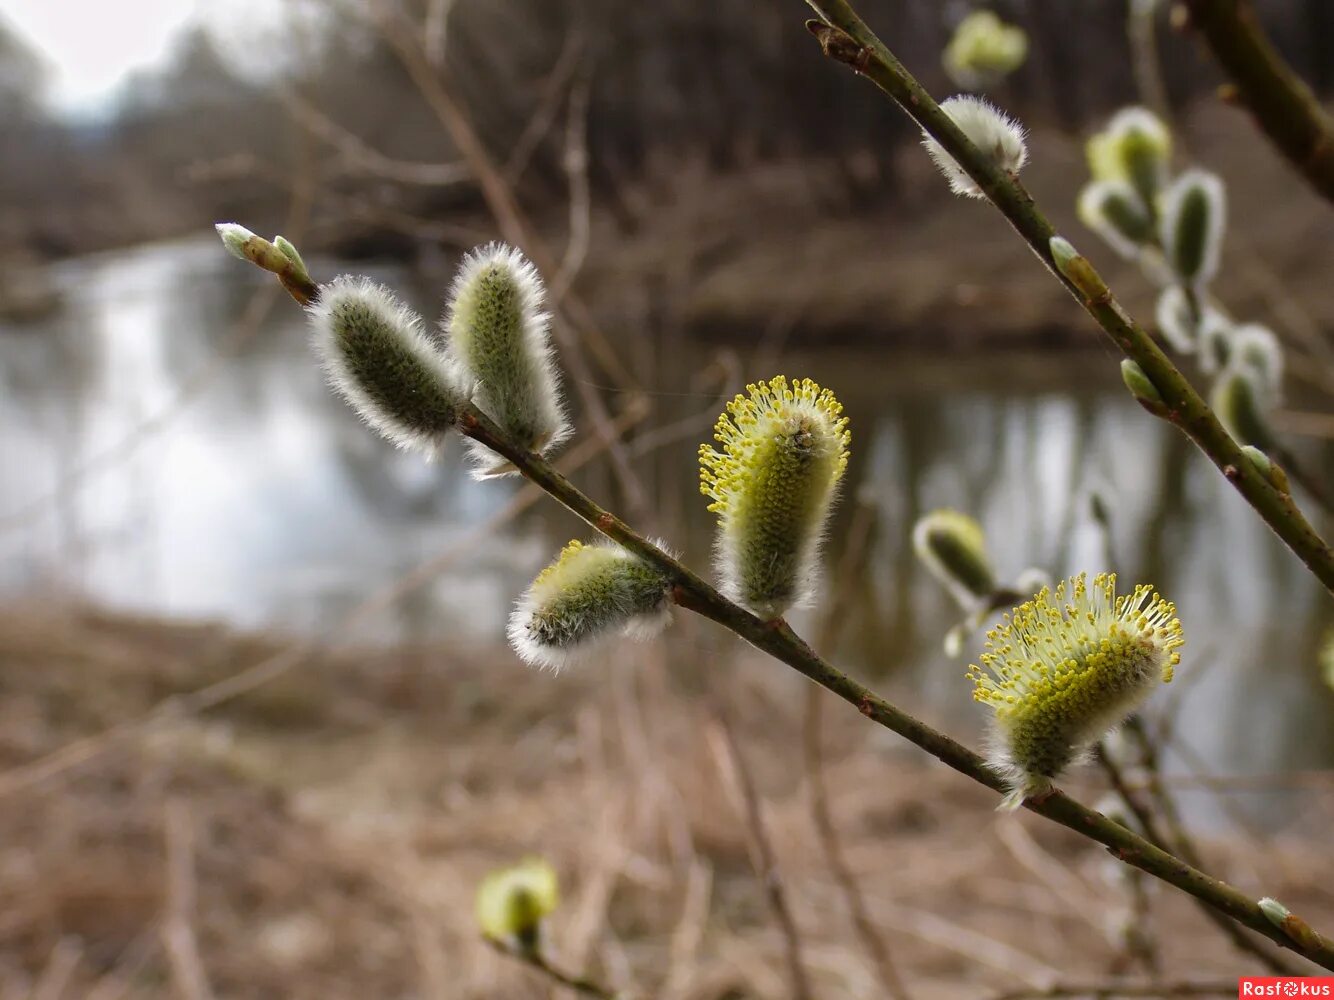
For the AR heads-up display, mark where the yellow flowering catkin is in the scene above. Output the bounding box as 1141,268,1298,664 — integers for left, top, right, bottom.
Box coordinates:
968,572,1182,810
475,858,559,950
508,539,673,670
699,376,850,618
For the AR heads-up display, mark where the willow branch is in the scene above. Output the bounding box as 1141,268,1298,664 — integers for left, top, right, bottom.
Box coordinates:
1098,740,1297,974
1182,0,1334,207
800,0,1334,595
455,404,1334,970
486,939,620,999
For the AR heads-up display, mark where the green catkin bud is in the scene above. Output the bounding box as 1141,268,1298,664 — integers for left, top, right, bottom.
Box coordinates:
1154,286,1198,354
699,376,850,618
1077,181,1155,259
1211,367,1275,451
1240,445,1289,493
942,10,1028,90
1198,310,1234,375
912,509,997,608
442,243,570,479
968,572,1183,810
1160,169,1226,287
475,858,559,951
922,95,1028,199
1120,359,1166,414
507,539,673,670
1230,323,1283,398
1085,108,1172,210
308,276,462,455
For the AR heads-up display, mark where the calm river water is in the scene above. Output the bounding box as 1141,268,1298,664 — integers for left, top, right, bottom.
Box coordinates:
2,239,1331,824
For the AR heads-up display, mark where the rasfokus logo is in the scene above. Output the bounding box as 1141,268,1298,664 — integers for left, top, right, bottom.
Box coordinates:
1239,979,1334,997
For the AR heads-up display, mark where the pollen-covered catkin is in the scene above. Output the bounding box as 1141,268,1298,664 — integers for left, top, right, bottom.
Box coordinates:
921,96,1028,198
968,573,1182,810
442,243,570,478
699,376,850,618
475,858,559,951
507,539,673,670
308,275,462,455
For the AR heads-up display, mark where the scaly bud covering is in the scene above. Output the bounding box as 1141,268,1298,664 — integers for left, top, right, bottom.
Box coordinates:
1230,323,1283,397
1241,445,1289,493
922,96,1028,199
442,243,570,479
1077,181,1155,259
308,276,462,455
507,539,673,670
1160,169,1226,287
1120,359,1166,414
1211,368,1275,451
913,509,997,608
942,10,1028,90
475,858,559,949
968,572,1182,809
1085,108,1172,208
1154,286,1198,353
699,376,850,618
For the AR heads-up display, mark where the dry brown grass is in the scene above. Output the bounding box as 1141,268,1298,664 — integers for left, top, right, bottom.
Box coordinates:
0,601,1330,999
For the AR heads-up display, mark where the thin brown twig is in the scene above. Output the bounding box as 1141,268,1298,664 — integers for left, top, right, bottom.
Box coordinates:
162,801,215,1000
1182,0,1334,207
367,0,653,526
707,713,814,1000
803,504,913,1000
1097,741,1298,974
485,938,621,999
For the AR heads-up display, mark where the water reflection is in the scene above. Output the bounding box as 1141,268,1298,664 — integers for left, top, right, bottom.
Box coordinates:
1,239,1330,823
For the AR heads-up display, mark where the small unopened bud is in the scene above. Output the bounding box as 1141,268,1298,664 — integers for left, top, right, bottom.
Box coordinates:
274,235,309,274
476,858,559,951
1077,181,1154,259
968,573,1182,809
215,223,289,273
308,276,462,455
1160,169,1226,287
1120,359,1167,415
1258,897,1291,929
442,243,570,479
508,539,673,670
942,10,1028,90
1212,368,1275,451
922,95,1028,199
700,376,850,618
913,509,996,608
1085,108,1172,209
1240,445,1289,493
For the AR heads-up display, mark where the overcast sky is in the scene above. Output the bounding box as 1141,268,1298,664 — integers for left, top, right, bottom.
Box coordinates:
0,0,288,112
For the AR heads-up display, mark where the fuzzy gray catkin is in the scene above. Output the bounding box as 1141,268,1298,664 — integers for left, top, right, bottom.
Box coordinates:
308,276,463,455
442,243,570,478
